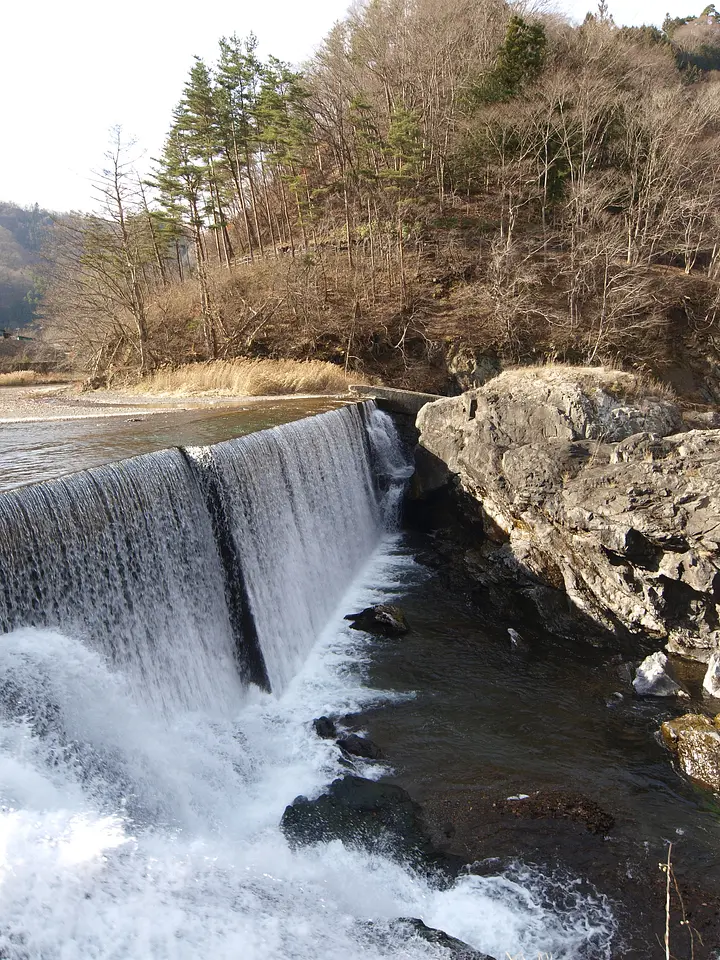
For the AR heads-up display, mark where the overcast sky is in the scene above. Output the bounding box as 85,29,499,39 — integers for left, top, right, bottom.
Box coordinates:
3,0,698,212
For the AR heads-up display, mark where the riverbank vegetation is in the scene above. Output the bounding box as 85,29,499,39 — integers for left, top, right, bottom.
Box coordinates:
0,370,72,388
33,0,720,398
131,358,354,396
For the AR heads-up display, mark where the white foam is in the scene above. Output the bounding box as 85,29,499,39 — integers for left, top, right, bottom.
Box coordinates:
0,548,615,960
0,410,616,959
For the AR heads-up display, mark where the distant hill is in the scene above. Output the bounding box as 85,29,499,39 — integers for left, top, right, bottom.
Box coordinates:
0,202,54,329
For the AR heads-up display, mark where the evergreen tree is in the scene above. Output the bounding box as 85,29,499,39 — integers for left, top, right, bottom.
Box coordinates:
257,60,314,251
151,121,218,356
176,58,234,265
216,35,265,256
475,16,547,102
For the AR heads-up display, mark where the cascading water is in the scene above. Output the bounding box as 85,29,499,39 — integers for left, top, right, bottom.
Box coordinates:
190,403,412,691
0,448,244,714
0,403,615,959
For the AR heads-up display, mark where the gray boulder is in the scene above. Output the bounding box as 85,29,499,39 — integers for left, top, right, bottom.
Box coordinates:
662,713,720,792
313,716,338,739
445,341,501,393
632,652,689,698
344,604,409,636
280,775,455,874
337,733,383,760
703,652,720,698
416,366,720,659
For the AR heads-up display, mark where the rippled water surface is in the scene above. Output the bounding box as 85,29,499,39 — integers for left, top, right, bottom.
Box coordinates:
0,398,341,490
360,549,720,883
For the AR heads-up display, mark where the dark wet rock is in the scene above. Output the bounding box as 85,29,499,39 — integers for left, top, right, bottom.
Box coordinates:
661,713,720,792
415,784,720,957
280,775,453,872
312,716,337,739
416,367,720,659
344,604,409,636
495,790,615,835
617,661,636,685
633,652,689,698
336,733,383,760
366,918,496,960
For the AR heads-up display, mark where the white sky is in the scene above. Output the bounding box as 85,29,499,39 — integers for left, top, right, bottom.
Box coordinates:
2,0,699,212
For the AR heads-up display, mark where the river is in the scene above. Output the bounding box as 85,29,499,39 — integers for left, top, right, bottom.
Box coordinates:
0,403,716,958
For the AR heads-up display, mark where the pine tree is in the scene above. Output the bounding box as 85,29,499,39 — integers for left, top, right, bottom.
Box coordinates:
257,59,314,252
177,58,234,265
216,35,266,257
151,121,218,357
475,16,547,102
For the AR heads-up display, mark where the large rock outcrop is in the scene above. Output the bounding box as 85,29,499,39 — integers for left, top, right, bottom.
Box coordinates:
416,367,720,659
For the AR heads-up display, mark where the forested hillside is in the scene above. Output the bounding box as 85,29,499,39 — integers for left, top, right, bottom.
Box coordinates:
0,202,52,329
38,1,720,399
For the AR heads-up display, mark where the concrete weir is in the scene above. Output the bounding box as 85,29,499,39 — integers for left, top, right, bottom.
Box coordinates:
349,385,439,418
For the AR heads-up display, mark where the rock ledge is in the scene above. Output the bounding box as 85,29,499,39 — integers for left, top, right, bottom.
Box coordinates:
416,366,720,659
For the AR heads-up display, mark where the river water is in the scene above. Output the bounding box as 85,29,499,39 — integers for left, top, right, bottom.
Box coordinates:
0,397,340,491
358,545,720,949
0,405,716,958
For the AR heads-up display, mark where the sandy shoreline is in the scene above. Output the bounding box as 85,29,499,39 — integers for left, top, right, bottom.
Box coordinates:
0,384,348,424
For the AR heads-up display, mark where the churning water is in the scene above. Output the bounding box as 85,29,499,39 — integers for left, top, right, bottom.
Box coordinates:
0,403,615,959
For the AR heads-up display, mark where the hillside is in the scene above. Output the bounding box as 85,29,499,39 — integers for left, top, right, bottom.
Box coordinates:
0,202,53,329
36,2,720,402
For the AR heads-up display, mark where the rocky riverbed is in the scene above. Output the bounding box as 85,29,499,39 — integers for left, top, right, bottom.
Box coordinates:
350,366,720,954
298,557,720,959
373,554,720,956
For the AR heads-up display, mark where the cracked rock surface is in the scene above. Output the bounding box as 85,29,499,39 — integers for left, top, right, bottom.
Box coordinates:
416,367,720,660
661,713,720,791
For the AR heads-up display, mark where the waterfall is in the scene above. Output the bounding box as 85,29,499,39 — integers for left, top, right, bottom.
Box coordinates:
0,447,243,715
0,403,615,960
191,403,410,691
0,402,407,704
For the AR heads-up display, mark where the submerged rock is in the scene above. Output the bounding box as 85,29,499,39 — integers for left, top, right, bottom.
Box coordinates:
280,775,449,871
344,604,409,636
370,918,496,960
633,652,689,698
507,627,522,646
495,790,615,835
661,713,720,791
313,716,338,739
416,366,720,659
336,733,383,760
703,652,720,698
616,661,636,685
507,627,530,652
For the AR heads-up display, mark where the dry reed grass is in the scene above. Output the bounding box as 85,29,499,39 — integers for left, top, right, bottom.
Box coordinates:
501,363,675,401
132,358,356,398
0,370,70,387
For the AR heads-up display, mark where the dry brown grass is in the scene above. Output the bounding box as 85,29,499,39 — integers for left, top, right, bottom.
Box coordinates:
132,358,357,398
499,363,675,401
0,370,72,387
